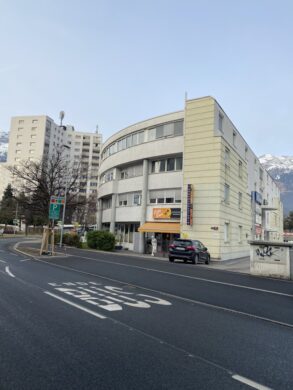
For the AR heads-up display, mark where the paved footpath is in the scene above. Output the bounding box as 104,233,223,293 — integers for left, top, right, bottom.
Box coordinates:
0,238,293,389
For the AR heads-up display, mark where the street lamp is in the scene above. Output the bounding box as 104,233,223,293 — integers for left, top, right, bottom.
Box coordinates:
59,144,71,248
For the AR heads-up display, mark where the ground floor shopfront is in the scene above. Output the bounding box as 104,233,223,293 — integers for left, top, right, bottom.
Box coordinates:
138,222,180,257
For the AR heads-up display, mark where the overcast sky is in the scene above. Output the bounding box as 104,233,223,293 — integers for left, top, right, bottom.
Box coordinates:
0,0,292,156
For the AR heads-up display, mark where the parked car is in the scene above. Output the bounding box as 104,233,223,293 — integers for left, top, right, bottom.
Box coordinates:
168,239,210,264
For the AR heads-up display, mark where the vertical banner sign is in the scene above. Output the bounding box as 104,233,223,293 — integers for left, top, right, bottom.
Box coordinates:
187,184,193,226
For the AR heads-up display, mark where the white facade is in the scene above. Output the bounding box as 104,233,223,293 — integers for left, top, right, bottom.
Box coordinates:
1,116,102,218
98,96,283,260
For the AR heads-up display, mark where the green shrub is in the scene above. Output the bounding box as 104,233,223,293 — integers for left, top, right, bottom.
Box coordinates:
87,230,115,251
54,231,81,248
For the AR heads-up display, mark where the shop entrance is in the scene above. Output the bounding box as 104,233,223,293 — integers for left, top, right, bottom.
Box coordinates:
145,232,180,257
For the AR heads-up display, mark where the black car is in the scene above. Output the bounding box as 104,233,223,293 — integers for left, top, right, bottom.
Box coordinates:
168,239,210,264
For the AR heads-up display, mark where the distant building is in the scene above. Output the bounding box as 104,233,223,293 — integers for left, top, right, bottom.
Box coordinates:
0,115,102,222
97,96,283,260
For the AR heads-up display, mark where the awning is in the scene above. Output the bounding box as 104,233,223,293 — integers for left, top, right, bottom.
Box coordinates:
138,222,180,234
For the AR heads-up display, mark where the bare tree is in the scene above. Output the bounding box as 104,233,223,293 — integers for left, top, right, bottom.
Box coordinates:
7,150,87,225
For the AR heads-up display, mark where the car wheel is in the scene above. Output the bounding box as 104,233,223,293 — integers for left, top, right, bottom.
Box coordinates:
205,255,210,265
169,257,174,262
193,254,199,265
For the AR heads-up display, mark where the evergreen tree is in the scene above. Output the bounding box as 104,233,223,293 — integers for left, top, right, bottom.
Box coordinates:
0,184,16,225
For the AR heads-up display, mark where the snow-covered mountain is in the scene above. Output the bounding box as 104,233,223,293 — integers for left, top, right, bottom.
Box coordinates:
259,154,293,215
0,130,8,162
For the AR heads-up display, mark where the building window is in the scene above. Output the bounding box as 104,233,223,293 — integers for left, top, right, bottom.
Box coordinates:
100,170,114,184
238,161,243,179
15,150,21,154
18,127,23,131
31,135,36,139
133,193,141,205
224,184,230,203
30,142,36,147
32,119,38,124
151,156,182,173
224,147,230,165
18,120,24,124
118,192,141,207
233,131,237,146
102,198,112,210
150,120,183,140
238,226,243,243
149,188,181,204
224,222,230,242
31,127,37,131
238,192,242,209
120,164,143,179
259,168,263,182
17,135,23,139
219,113,224,132
29,150,34,154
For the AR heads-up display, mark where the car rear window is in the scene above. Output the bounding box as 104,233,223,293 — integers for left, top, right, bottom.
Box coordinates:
173,240,192,247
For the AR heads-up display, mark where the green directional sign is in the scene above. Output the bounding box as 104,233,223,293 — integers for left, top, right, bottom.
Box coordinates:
49,203,61,220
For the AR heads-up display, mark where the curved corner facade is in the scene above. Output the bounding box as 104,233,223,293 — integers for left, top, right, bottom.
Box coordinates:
98,96,283,260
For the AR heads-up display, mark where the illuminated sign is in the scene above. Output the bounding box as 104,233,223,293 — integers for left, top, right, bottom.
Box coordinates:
153,208,181,220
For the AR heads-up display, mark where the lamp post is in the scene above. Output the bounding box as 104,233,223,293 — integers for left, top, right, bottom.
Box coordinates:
59,144,71,248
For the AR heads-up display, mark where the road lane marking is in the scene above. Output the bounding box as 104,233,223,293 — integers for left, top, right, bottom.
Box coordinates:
19,258,30,262
44,291,107,319
232,374,272,390
0,259,6,263
70,254,293,299
35,258,293,329
10,253,18,256
48,282,172,312
5,266,15,278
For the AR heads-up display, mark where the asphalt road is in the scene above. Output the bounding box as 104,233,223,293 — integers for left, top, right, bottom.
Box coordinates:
0,238,293,389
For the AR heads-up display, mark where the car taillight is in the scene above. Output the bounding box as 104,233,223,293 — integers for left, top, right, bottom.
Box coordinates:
186,245,196,251
169,244,175,249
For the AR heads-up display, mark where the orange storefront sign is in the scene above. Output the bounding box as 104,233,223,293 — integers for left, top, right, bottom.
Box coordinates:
153,208,172,219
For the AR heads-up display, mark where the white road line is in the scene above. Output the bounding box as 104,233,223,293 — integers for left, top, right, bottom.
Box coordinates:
0,259,6,263
19,258,30,262
37,258,293,329
10,253,18,256
44,291,107,319
232,374,272,390
5,266,15,278
72,254,293,299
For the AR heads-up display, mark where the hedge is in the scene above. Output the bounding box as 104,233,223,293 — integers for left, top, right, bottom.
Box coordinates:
86,230,115,251
55,232,82,248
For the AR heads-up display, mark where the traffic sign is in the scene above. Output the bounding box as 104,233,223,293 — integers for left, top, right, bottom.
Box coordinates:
49,203,61,219
13,219,18,225
50,196,65,205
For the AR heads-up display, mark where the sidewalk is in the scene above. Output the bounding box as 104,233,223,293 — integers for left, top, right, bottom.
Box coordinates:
204,257,250,274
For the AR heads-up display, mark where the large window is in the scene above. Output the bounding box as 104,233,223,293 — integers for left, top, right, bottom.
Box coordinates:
100,170,114,184
148,120,183,141
102,120,183,160
120,164,143,179
118,192,142,207
149,189,181,204
103,131,145,159
102,198,112,210
151,156,182,173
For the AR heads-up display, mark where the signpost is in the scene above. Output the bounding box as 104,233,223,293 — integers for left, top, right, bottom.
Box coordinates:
40,196,65,255
49,203,61,220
